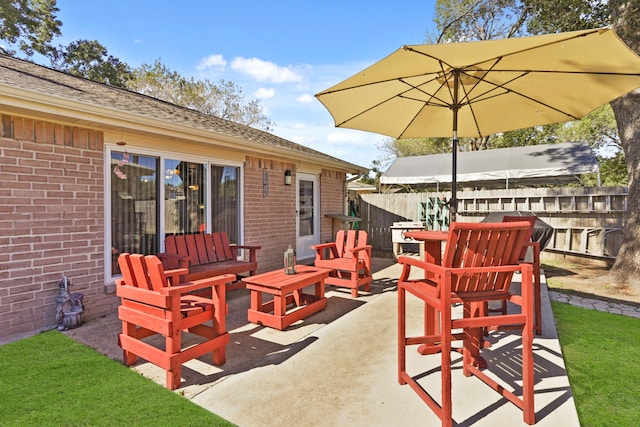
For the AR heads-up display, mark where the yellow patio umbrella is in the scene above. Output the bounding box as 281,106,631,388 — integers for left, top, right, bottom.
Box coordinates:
315,27,640,219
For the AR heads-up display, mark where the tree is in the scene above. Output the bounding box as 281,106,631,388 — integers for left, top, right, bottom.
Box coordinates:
127,59,274,131
606,0,640,288
50,40,132,88
434,0,529,42
0,0,61,57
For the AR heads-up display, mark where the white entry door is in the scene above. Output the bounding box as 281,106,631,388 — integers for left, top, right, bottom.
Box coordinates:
296,173,319,260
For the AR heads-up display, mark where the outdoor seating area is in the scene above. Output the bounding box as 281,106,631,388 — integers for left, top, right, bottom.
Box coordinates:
70,248,580,426
108,221,580,425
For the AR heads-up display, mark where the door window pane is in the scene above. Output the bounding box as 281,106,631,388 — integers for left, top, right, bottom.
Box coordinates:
110,151,159,275
299,180,314,237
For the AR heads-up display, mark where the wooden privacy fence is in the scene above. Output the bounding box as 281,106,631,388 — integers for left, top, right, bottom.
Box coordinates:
358,186,627,263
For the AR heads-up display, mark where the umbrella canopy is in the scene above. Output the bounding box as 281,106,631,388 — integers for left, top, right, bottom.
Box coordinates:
315,27,640,217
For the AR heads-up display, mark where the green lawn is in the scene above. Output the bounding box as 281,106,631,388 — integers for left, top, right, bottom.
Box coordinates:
0,331,234,426
551,301,640,427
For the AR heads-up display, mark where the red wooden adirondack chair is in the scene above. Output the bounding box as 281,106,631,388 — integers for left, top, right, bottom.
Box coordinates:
116,253,234,390
312,229,372,297
397,222,535,427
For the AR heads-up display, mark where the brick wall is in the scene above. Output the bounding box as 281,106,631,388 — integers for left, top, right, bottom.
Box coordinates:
244,156,297,272
0,114,115,342
319,168,346,243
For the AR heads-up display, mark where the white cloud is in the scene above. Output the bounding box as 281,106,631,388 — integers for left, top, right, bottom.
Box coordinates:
254,88,275,99
327,131,369,145
291,135,316,144
196,54,227,72
230,57,302,83
296,94,314,103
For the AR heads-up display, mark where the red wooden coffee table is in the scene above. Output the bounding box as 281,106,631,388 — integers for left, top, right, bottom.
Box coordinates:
242,265,331,330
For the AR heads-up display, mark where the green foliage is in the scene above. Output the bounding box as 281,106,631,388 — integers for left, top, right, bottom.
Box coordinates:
559,105,621,155
491,123,564,148
50,39,133,88
434,0,528,42
127,59,274,131
525,0,609,34
581,152,628,186
552,302,640,426
0,331,234,426
0,0,62,57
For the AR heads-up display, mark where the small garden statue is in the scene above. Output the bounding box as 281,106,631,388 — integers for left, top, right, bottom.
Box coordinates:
55,276,84,330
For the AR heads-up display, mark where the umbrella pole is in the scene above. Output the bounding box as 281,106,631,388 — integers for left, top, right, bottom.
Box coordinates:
451,131,457,222
450,71,460,223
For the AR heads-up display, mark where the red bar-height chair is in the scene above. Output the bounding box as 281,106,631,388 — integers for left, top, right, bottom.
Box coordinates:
397,221,535,427
313,229,372,297
116,253,234,390
502,215,542,335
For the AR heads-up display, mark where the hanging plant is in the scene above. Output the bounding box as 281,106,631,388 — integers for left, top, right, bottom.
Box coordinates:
113,150,129,180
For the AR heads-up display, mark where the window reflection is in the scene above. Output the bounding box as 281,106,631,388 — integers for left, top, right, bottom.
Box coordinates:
110,151,159,275
165,160,206,235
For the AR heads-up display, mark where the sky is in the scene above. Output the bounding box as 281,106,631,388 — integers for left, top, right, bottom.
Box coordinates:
53,0,438,171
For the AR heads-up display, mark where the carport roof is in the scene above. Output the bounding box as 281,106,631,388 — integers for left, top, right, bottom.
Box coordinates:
380,141,599,189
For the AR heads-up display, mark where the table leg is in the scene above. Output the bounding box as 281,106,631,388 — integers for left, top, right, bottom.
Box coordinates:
250,289,263,312
315,279,325,300
274,293,286,317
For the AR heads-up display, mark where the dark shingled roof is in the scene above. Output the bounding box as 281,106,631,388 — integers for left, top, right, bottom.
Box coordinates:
0,54,367,174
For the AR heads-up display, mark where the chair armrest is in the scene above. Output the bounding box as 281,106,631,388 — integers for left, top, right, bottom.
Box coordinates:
156,252,190,269
233,244,262,250
161,274,236,296
398,255,445,282
312,242,339,260
312,242,336,250
231,244,261,261
164,268,189,285
348,245,372,256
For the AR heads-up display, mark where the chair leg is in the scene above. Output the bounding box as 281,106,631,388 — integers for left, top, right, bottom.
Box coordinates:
440,307,453,427
351,285,359,298
534,265,542,335
522,312,536,424
398,286,407,384
166,322,183,390
121,321,138,366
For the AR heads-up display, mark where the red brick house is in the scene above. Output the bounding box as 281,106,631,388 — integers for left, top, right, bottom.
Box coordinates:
0,55,367,341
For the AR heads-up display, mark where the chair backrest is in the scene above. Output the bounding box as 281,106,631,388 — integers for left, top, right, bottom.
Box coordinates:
118,253,169,292
163,232,234,267
441,221,530,294
335,229,368,259
502,215,536,260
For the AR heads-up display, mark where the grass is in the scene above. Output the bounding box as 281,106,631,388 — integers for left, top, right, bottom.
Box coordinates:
0,330,234,427
552,301,640,426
